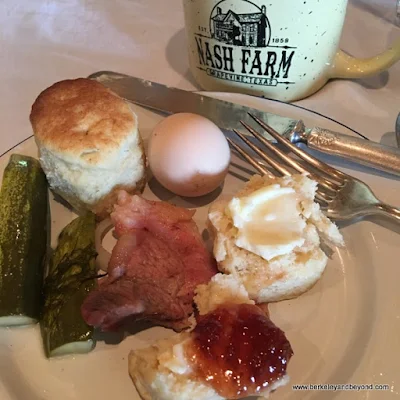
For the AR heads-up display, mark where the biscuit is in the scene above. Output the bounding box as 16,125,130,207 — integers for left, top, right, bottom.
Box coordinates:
30,78,146,217
208,174,344,303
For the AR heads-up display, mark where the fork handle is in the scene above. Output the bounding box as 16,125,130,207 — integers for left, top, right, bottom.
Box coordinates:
299,127,400,177
373,203,400,223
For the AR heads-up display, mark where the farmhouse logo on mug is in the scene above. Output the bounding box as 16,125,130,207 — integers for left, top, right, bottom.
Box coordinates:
194,0,296,88
184,0,400,101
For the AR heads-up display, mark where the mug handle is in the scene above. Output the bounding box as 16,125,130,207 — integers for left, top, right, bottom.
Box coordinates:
330,37,400,78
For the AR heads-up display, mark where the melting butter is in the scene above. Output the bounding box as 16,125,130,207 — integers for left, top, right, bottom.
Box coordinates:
159,338,192,375
228,184,306,261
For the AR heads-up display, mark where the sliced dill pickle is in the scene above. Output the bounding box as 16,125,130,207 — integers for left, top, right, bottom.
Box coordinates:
41,213,97,357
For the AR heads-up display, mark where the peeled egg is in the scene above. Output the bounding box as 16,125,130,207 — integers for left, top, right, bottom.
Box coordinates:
148,113,230,197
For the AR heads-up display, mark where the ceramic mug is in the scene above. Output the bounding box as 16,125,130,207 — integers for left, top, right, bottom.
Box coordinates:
182,0,400,101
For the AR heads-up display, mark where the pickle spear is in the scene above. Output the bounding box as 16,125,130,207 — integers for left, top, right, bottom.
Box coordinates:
0,154,48,326
41,213,97,358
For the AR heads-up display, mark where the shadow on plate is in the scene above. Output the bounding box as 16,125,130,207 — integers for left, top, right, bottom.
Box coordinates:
229,160,257,181
148,175,223,208
365,215,400,235
380,131,397,148
51,191,75,212
0,358,45,400
94,320,158,346
337,214,400,234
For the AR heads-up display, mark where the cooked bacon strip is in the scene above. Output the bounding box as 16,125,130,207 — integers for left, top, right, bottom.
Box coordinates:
82,192,216,331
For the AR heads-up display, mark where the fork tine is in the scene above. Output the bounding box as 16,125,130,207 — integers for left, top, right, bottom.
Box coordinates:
232,129,291,177
315,190,333,203
230,134,333,210
249,113,348,183
240,121,341,193
227,138,274,178
315,197,328,210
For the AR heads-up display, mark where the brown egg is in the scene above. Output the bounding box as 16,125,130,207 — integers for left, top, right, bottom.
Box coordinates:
148,113,230,197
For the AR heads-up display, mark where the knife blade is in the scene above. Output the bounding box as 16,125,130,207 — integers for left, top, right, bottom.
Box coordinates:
88,71,400,177
88,71,294,135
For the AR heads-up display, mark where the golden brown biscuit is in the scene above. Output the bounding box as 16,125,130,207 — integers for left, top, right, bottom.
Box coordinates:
30,78,146,217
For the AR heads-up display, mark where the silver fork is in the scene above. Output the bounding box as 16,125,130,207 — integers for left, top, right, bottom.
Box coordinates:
228,114,400,224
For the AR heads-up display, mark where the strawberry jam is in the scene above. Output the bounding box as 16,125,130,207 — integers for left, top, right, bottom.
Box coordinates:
187,303,293,398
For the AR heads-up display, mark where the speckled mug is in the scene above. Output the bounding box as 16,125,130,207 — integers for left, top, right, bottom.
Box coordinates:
183,0,400,101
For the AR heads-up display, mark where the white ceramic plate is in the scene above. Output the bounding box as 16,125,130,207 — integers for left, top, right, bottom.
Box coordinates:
0,93,399,400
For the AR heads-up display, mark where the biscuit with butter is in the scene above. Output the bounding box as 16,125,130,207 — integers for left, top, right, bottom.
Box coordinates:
30,78,146,218
208,174,344,303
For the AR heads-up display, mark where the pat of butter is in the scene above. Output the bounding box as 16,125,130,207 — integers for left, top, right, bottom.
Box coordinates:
159,339,192,375
228,184,306,261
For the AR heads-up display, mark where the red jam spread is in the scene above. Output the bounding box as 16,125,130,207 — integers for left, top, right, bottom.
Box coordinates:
187,303,293,398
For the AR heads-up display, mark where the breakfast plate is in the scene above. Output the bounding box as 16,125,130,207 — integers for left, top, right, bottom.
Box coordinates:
0,92,399,400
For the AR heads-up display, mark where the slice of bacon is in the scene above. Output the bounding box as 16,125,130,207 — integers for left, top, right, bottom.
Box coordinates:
82,192,217,331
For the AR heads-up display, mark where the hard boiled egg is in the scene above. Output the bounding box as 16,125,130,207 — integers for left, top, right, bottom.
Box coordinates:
148,113,231,197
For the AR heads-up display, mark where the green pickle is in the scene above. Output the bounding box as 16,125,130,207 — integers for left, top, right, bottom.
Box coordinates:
41,213,97,358
0,154,48,326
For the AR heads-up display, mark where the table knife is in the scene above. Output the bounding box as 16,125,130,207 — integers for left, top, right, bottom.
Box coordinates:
88,71,400,177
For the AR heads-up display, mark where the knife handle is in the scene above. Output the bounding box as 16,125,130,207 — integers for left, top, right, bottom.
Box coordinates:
299,127,400,176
